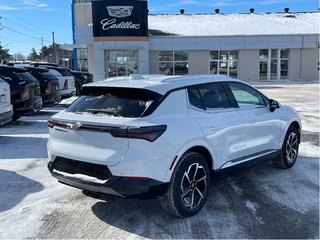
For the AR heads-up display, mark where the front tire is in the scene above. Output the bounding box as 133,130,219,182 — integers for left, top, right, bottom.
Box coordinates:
273,126,300,169
160,152,210,217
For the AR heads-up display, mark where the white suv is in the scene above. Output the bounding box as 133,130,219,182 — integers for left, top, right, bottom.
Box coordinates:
47,74,301,217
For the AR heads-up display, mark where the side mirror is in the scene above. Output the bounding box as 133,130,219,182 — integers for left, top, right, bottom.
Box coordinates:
269,99,280,112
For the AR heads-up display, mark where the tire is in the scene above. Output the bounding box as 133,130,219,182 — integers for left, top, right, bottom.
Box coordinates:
75,82,81,96
273,126,300,169
160,152,210,217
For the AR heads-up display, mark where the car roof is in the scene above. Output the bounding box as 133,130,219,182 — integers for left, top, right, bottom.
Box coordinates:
84,74,244,95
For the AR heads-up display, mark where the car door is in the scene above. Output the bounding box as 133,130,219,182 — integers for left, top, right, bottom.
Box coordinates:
226,82,281,156
187,83,246,169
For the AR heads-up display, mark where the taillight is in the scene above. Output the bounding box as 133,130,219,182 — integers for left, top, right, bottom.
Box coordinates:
48,119,167,142
45,83,51,94
20,85,29,100
114,125,167,142
63,80,68,89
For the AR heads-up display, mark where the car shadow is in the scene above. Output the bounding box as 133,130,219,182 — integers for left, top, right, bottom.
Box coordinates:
89,156,319,239
0,136,48,159
0,169,44,212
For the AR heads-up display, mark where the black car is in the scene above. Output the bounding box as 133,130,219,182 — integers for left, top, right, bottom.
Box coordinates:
24,66,61,106
69,70,93,95
0,66,42,119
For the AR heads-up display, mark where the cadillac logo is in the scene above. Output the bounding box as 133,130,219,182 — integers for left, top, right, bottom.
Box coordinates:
107,6,133,18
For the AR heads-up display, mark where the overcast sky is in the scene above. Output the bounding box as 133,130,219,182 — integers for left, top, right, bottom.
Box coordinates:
0,0,318,56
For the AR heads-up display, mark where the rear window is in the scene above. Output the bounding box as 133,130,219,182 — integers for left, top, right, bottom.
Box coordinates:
54,68,72,76
66,87,162,118
14,71,37,82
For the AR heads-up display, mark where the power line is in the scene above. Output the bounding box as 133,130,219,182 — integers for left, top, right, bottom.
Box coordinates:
3,26,41,40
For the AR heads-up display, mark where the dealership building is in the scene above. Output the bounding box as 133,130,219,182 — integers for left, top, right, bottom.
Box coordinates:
71,0,320,82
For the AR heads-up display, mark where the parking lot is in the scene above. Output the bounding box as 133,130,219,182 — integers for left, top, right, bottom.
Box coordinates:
0,83,319,239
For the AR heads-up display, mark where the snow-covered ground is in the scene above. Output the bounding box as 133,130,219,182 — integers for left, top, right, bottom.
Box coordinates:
0,84,319,239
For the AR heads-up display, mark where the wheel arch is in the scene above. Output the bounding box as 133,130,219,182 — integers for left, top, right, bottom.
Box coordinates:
186,146,213,170
289,121,301,141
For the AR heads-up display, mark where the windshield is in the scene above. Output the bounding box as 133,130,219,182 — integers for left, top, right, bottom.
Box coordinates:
66,87,161,118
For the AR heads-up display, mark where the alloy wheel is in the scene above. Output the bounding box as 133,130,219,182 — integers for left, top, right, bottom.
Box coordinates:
286,132,298,163
180,163,208,210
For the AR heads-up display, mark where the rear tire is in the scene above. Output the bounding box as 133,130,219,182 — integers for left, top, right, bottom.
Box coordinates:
273,126,300,169
160,152,210,217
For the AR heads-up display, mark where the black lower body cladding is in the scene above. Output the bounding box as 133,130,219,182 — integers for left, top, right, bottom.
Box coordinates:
48,157,168,199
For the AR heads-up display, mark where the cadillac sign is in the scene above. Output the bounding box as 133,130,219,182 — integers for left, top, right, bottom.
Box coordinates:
92,0,148,39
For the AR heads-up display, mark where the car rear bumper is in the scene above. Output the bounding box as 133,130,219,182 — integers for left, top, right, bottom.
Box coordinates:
0,107,13,126
42,94,61,107
14,96,43,116
60,89,76,99
47,159,168,199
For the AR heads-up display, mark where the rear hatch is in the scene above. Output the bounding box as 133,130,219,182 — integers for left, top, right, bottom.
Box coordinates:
48,86,162,166
13,69,41,99
0,79,11,107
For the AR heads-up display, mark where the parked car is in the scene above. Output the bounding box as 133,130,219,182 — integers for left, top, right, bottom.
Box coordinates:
47,74,301,217
24,66,61,106
0,66,42,119
0,77,13,126
31,64,75,99
69,70,93,95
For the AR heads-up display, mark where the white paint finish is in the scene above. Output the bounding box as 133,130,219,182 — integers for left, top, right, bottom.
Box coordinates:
188,51,210,74
238,49,259,81
236,107,281,155
47,69,75,97
189,107,246,167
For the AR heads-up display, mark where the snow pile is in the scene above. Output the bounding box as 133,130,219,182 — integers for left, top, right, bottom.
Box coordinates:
148,12,320,36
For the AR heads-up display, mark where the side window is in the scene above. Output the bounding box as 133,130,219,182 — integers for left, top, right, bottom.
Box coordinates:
187,88,204,110
228,82,266,108
188,83,231,110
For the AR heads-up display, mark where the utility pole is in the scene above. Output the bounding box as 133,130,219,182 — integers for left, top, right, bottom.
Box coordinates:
41,37,44,61
52,31,56,63
0,16,3,31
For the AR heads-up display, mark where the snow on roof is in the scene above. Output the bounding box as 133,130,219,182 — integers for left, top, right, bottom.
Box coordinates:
148,12,320,36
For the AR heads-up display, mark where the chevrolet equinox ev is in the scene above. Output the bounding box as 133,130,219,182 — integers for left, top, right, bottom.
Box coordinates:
47,74,301,217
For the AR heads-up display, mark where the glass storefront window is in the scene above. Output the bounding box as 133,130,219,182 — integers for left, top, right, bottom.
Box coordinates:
106,50,138,77
259,49,268,59
159,62,173,75
210,62,218,74
259,61,268,80
76,48,88,71
271,49,278,59
259,49,289,80
210,51,219,60
174,51,188,61
210,50,238,78
159,51,173,62
159,51,188,75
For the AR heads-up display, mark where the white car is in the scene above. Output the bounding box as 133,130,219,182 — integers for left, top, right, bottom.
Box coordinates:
47,74,301,217
45,67,75,98
0,78,13,126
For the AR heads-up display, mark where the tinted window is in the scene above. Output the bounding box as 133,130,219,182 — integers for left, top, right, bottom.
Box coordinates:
188,83,230,109
54,68,72,76
187,88,204,110
228,82,266,108
67,87,161,118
